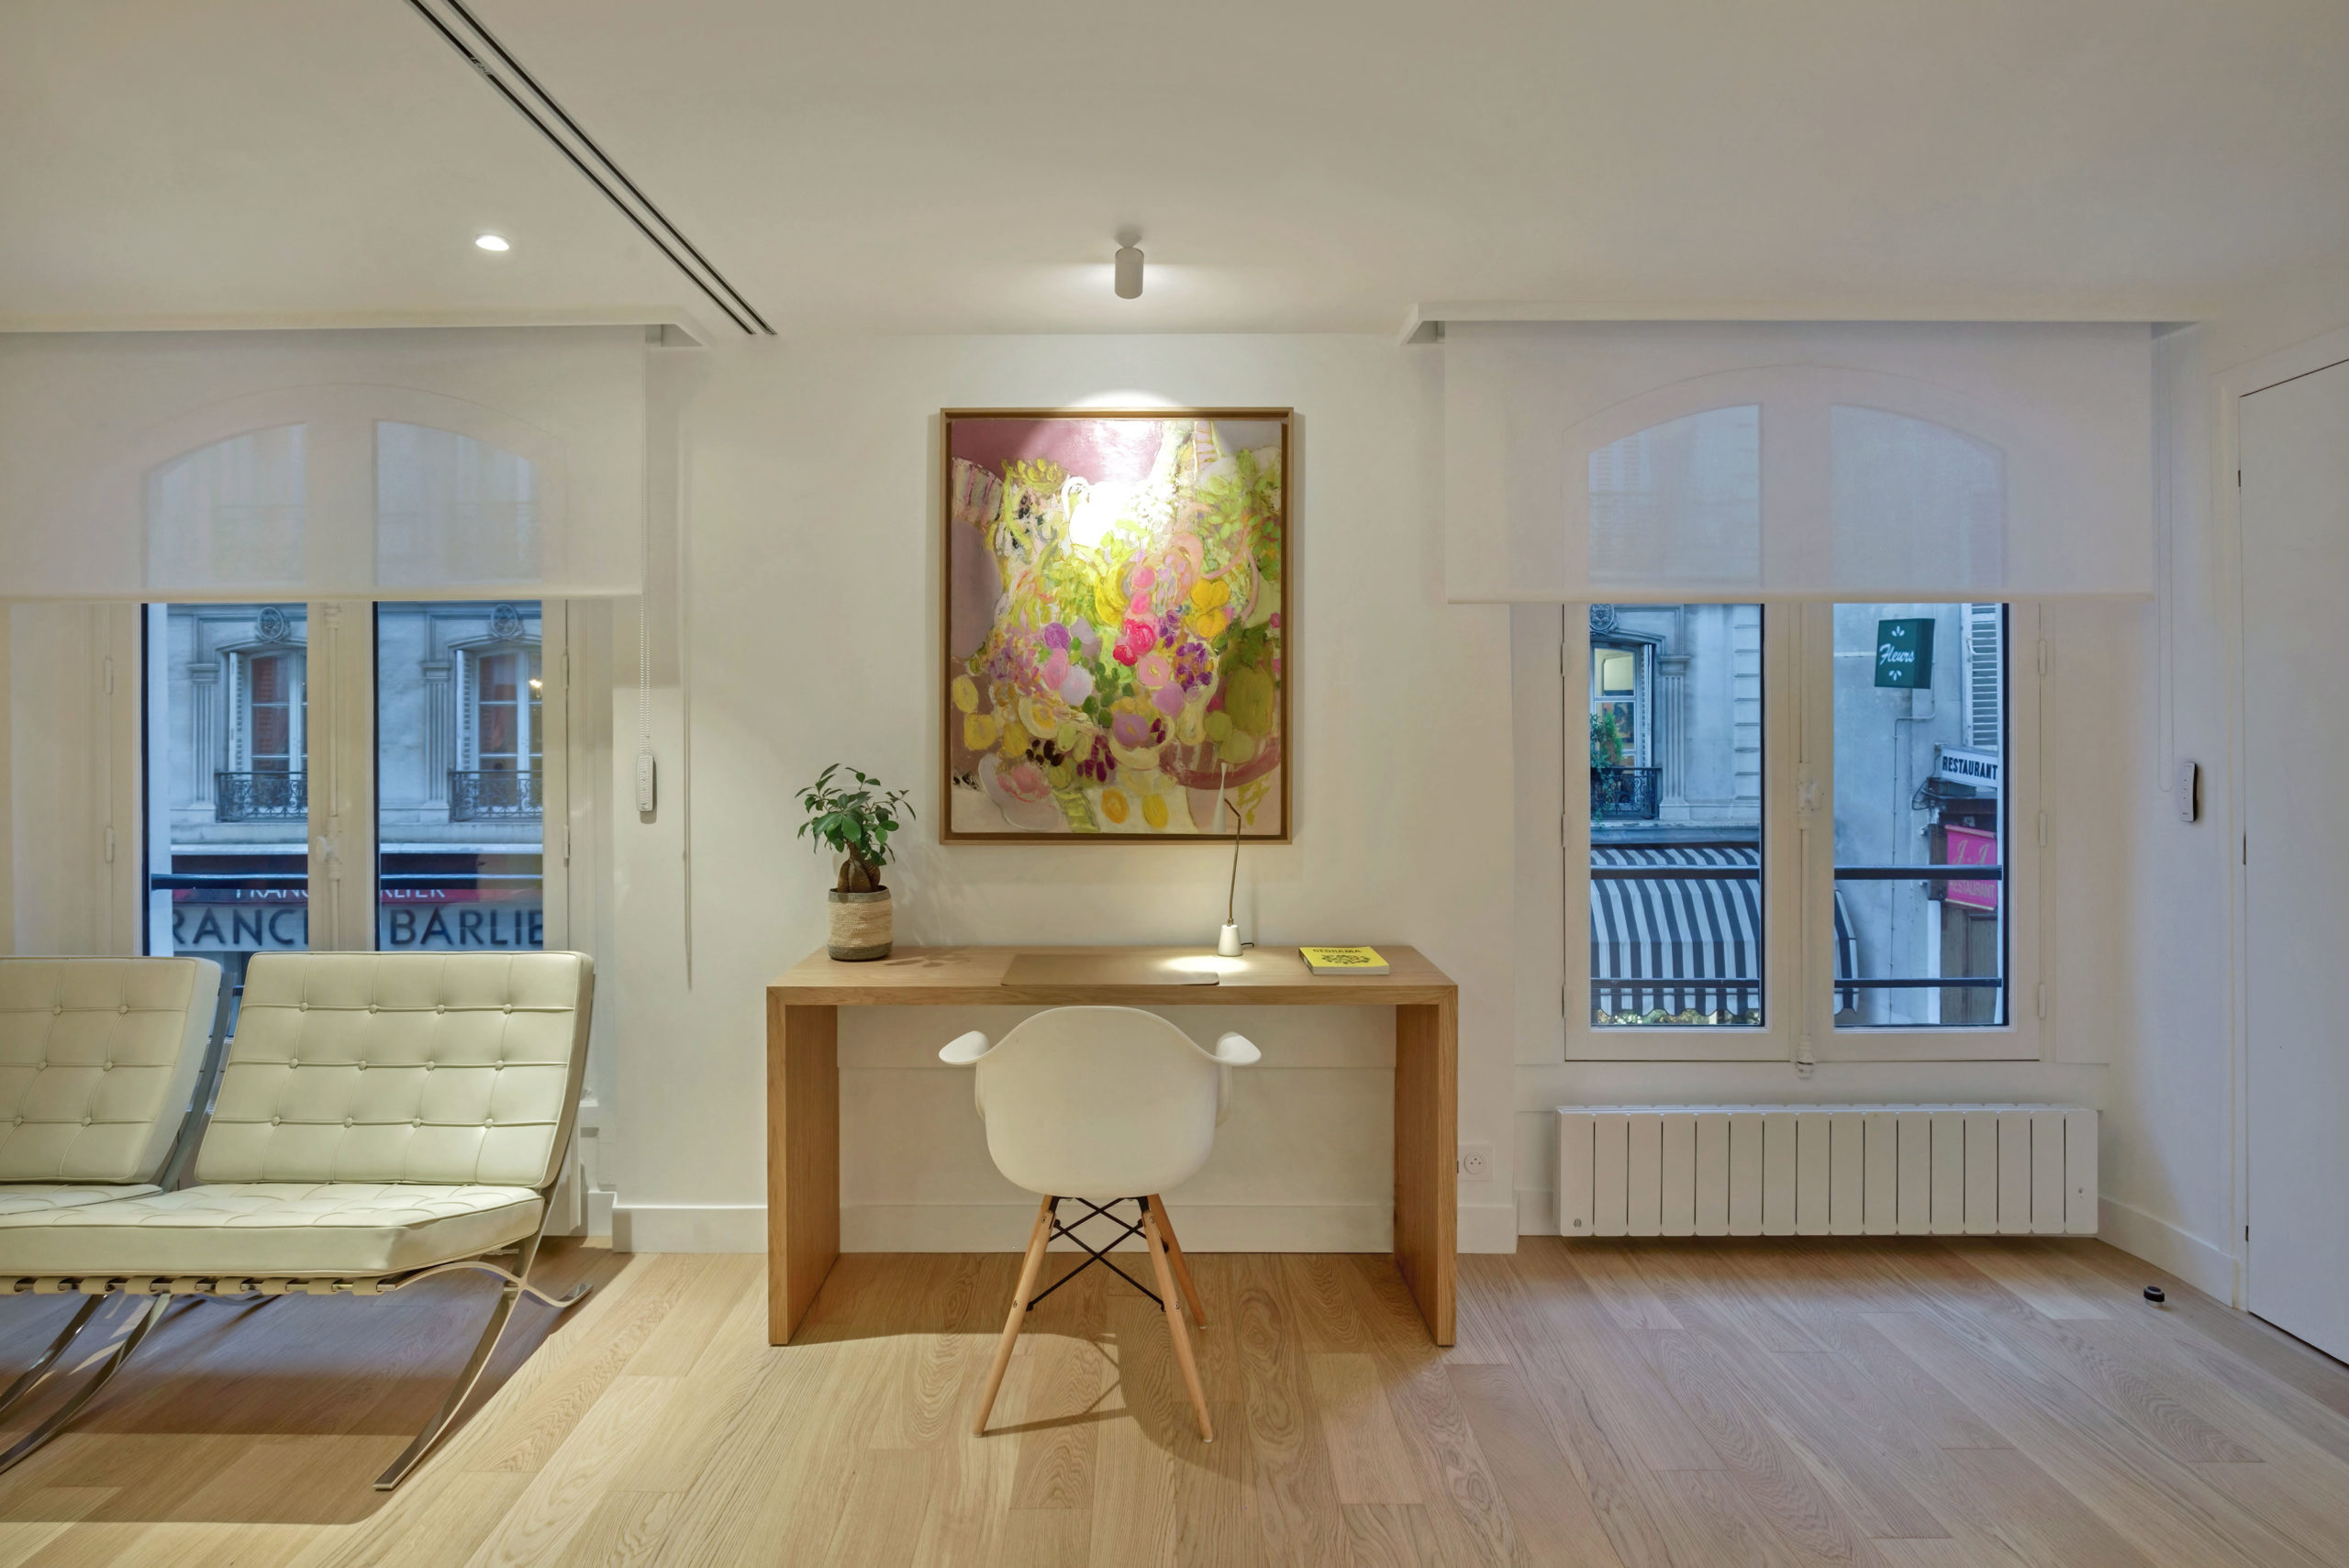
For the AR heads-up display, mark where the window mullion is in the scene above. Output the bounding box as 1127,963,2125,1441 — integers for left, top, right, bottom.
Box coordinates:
305,599,377,951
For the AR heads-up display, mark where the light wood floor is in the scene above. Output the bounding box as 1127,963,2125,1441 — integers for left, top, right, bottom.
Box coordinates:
0,1237,2345,1565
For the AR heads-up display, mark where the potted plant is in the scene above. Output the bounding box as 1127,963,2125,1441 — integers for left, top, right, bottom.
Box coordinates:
797,763,915,961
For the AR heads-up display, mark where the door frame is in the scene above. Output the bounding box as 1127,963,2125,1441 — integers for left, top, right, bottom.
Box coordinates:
2221,323,2349,1312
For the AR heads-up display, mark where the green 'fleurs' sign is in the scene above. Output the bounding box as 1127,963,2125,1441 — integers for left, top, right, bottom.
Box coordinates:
1874,618,1935,689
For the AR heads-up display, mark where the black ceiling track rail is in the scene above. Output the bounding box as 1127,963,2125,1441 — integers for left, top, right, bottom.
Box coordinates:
402,0,774,336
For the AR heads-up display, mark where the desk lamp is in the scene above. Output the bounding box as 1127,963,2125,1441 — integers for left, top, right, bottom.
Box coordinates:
1216,766,1245,957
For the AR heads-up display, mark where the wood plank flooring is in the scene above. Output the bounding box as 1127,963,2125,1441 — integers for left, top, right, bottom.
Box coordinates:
0,1238,2343,1565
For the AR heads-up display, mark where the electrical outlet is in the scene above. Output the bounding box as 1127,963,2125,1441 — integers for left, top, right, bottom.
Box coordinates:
1458,1142,1494,1183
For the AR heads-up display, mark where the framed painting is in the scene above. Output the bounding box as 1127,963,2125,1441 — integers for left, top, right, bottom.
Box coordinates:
942,408,1290,842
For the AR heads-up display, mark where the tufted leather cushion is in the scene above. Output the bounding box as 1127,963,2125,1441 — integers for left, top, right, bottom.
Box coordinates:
195,951,592,1190
0,958,219,1186
0,1182,541,1276
0,1184,161,1215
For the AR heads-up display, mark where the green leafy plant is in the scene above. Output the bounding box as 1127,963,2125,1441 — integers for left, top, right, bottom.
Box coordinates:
796,764,914,893
1589,708,1627,768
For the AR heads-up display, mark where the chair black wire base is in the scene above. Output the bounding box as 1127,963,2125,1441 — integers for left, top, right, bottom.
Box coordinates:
1026,1196,1163,1310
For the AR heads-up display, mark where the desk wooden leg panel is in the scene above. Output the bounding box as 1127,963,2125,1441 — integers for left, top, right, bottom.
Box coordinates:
769,1000,841,1344
769,989,1454,1349
1393,998,1457,1345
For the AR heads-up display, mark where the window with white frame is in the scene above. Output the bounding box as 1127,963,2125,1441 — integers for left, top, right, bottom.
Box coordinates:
467,644,542,776
1586,604,1768,1031
380,601,549,954
144,603,312,991
1829,603,2009,1030
1564,599,2037,1063
239,646,304,775
142,428,574,976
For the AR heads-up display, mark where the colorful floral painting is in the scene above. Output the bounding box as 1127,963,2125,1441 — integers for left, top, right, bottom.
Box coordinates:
942,411,1289,840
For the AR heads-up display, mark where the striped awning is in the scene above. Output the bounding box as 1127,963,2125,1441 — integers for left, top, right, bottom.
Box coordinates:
1589,845,1858,1020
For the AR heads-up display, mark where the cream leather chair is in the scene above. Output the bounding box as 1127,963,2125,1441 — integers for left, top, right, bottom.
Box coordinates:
0,957,222,1427
940,1006,1259,1442
0,956,221,1215
0,950,594,1488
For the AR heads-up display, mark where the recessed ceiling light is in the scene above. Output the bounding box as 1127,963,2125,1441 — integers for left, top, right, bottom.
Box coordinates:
474,233,511,252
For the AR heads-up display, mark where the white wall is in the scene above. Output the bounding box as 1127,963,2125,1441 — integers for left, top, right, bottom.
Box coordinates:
605,335,1524,1253
2097,266,2349,1300
592,322,2278,1274
7,306,2334,1288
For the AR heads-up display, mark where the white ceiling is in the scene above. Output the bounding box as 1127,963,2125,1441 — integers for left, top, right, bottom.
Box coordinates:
6,0,2347,336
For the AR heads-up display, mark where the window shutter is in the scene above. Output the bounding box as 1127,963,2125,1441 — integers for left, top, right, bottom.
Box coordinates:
1964,604,2003,749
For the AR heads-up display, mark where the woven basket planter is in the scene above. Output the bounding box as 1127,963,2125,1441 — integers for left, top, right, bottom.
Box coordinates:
827,888,894,962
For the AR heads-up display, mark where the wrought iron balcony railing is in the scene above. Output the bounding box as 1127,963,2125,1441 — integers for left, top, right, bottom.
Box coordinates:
215,771,306,822
1590,765,1663,820
449,770,543,822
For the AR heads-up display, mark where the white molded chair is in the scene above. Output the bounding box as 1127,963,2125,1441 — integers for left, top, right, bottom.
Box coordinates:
939,1006,1259,1441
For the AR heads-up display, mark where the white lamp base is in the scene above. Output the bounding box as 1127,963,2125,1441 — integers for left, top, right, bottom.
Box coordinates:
1217,923,1243,957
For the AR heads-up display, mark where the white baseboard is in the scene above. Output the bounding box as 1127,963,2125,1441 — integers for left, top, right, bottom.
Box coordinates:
609,1199,1512,1255
1458,1200,1520,1254
1516,1187,1558,1237
1511,1184,2231,1295
2099,1195,2236,1301
612,1203,765,1253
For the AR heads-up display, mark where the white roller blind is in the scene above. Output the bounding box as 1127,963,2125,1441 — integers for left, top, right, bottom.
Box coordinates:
0,327,645,601
1442,320,2153,603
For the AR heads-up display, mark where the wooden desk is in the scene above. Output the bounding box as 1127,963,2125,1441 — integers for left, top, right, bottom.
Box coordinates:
766,944,1458,1346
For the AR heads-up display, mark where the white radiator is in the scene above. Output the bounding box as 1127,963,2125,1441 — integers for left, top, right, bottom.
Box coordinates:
1555,1104,2097,1239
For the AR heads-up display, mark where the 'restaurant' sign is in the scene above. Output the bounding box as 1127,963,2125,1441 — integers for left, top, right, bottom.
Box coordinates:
1933,746,2001,792
1874,618,1935,688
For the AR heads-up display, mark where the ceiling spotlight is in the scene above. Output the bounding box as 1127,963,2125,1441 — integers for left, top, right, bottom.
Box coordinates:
1114,242,1143,299
474,233,511,252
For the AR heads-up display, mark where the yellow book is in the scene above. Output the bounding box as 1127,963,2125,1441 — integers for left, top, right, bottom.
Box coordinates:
1298,946,1389,975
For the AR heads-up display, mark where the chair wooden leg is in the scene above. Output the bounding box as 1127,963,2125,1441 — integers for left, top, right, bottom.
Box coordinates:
974,1195,1056,1436
1141,1201,1213,1442
1146,1195,1208,1329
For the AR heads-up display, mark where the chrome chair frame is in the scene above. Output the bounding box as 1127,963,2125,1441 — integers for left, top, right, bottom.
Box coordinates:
0,1157,589,1487
0,959,595,1489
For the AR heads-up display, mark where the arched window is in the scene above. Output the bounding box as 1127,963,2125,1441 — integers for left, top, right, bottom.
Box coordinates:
447,604,544,823
118,386,575,597
1830,406,2005,592
1564,369,2016,599
468,646,541,775
240,647,304,775
144,425,306,593
375,422,540,587
1586,405,1761,591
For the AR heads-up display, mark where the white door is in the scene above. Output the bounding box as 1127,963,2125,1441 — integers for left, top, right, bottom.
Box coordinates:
2244,356,2349,1359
